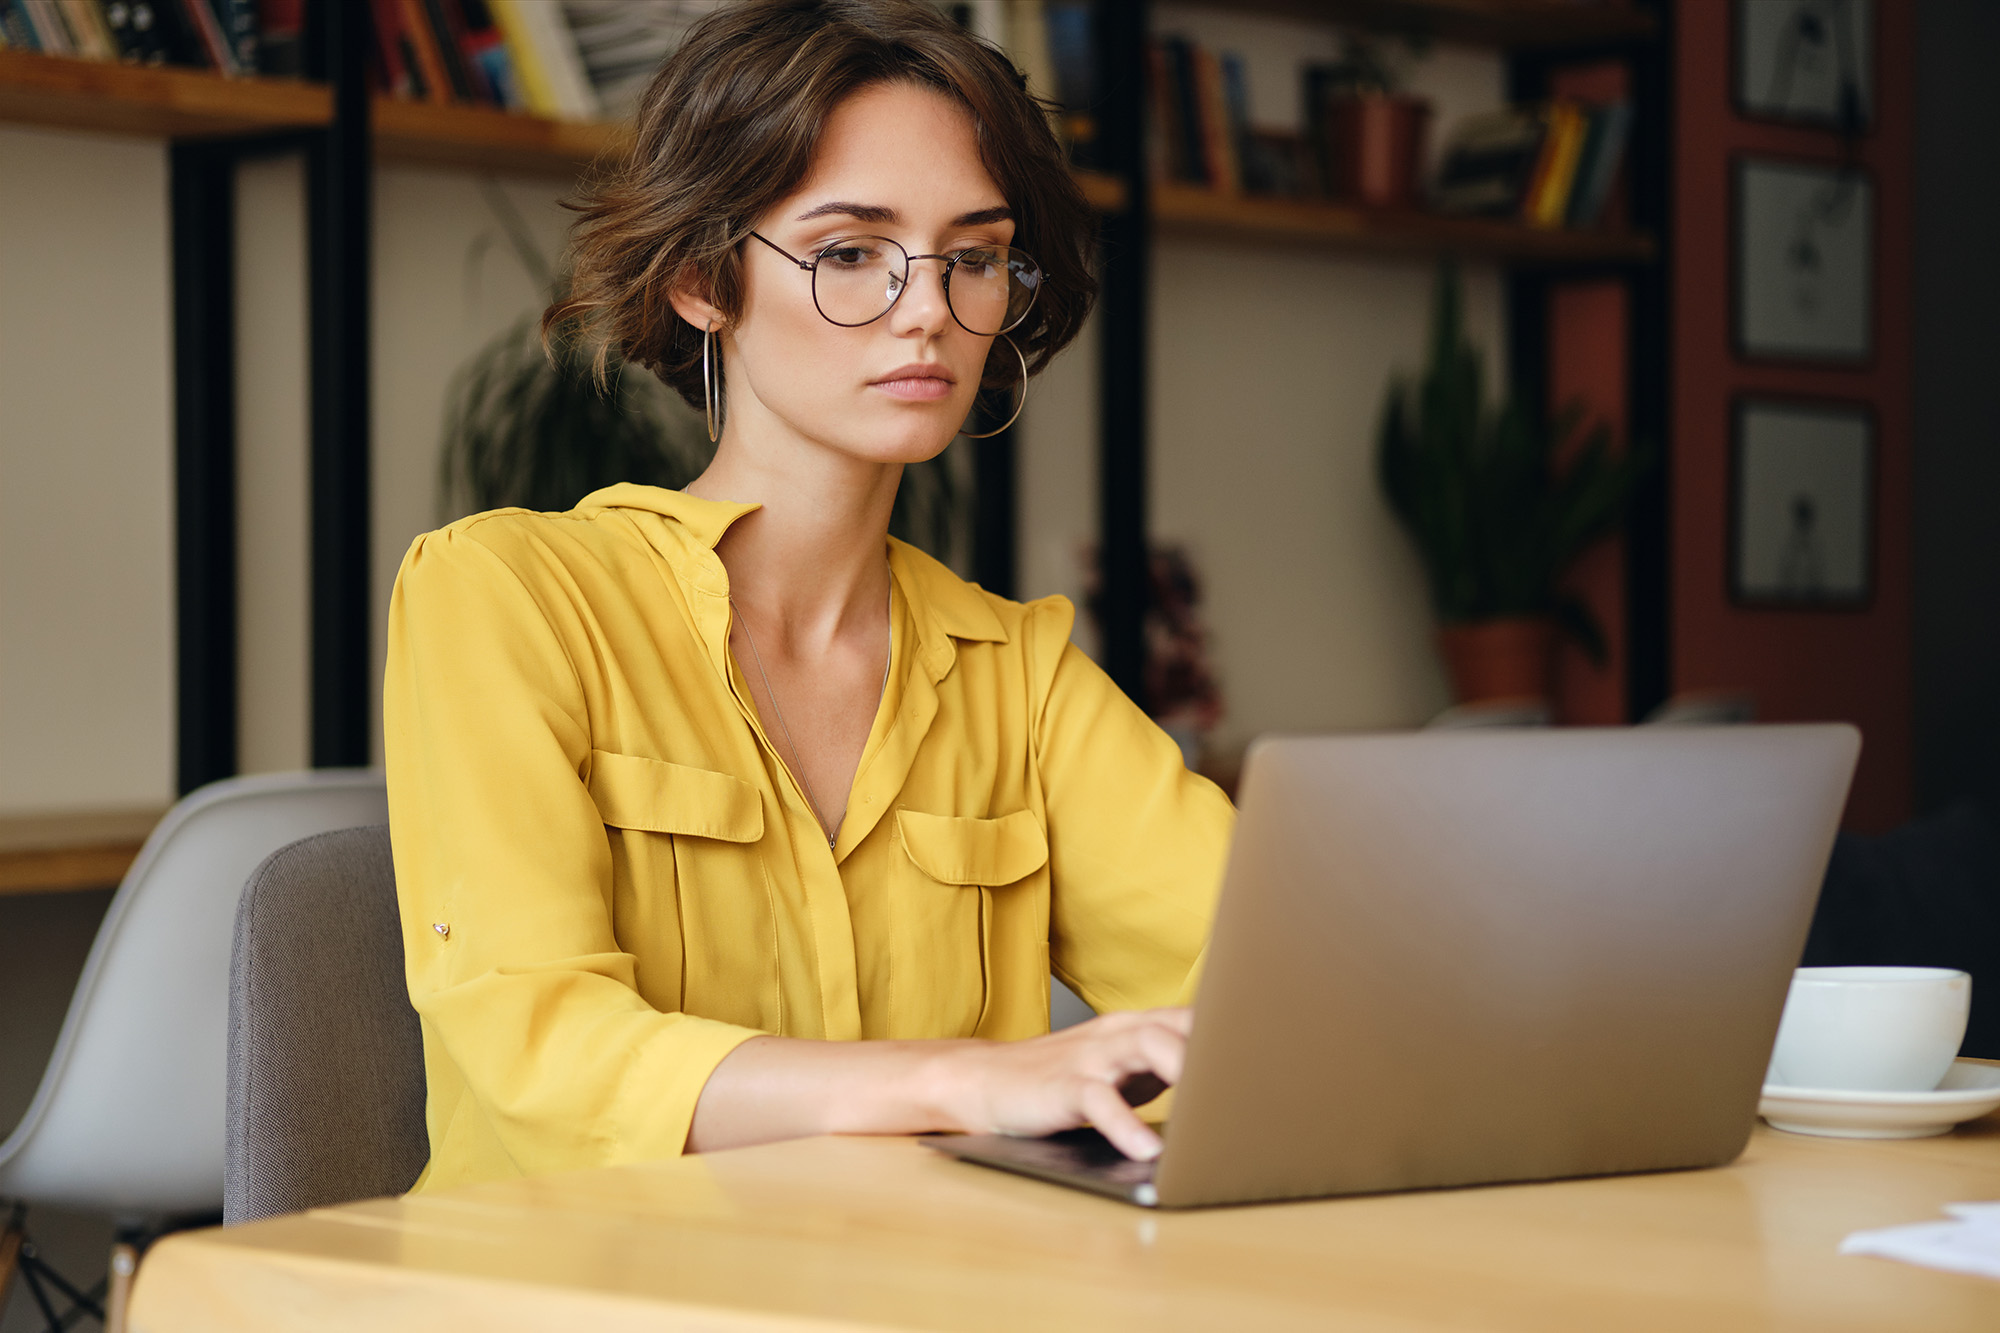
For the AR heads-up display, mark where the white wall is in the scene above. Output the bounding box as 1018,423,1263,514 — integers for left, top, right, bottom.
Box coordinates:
229,163,575,771
235,154,311,775
0,127,175,817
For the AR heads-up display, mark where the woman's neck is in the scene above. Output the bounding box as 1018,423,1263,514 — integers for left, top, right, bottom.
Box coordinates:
684,436,900,652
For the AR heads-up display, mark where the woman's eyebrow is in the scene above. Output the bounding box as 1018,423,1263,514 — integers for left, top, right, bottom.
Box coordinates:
792,202,1015,227
952,206,1014,226
795,201,897,223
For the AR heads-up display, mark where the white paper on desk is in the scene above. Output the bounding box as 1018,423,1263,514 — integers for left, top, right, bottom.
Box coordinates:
1840,1202,2000,1281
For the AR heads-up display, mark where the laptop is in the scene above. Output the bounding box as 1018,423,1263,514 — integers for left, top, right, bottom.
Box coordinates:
924,725,1861,1208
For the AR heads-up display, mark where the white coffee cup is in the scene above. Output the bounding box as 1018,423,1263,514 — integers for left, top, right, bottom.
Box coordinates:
1766,966,1971,1092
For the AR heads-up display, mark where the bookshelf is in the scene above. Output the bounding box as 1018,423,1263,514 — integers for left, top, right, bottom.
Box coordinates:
1152,181,1652,263
371,97,622,177
0,55,1639,269
0,48,326,139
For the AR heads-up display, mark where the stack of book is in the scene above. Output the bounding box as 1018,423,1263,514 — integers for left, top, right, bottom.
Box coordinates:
1141,29,1634,233
1432,99,1632,230
1147,35,1255,195
0,0,729,123
0,0,271,73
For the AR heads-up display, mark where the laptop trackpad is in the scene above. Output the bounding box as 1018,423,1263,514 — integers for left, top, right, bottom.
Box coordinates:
920,1128,1161,1207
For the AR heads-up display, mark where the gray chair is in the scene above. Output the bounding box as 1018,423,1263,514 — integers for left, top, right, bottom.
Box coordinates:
225,825,429,1225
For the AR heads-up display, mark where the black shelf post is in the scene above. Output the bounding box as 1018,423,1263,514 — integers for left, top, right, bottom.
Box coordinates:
1505,13,1673,723
170,143,239,796
1624,0,1673,722
306,0,374,767
1093,0,1152,703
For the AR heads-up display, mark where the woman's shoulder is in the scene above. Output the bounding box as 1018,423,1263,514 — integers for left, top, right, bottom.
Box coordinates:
397,498,684,591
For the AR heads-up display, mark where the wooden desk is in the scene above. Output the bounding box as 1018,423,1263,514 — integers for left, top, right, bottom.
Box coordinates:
131,1113,2000,1332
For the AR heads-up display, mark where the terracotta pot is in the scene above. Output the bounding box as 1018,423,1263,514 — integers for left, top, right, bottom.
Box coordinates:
1436,617,1557,706
1326,94,1431,208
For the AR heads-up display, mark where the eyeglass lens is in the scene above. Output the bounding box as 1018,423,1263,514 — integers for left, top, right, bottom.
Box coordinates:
811,237,1040,335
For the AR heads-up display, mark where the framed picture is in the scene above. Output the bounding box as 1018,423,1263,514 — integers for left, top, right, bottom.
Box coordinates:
1735,0,1874,131
1734,157,1874,363
1730,398,1874,609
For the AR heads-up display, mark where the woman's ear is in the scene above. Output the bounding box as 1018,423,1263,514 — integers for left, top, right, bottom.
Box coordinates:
668,286,724,334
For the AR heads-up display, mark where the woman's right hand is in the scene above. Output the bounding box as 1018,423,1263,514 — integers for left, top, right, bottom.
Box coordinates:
935,1007,1192,1161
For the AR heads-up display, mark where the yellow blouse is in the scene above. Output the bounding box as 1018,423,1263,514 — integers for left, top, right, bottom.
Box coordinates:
384,484,1235,1191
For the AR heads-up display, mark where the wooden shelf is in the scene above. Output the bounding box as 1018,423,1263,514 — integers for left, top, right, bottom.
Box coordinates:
1151,181,1655,265
0,808,163,896
0,49,327,140
1230,0,1659,49
1073,168,1128,212
372,97,627,176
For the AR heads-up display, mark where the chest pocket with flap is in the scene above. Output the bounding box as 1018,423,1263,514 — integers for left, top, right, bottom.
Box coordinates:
587,749,764,843
895,808,1048,886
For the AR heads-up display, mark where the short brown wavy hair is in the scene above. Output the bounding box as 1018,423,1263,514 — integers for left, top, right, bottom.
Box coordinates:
546,0,1100,406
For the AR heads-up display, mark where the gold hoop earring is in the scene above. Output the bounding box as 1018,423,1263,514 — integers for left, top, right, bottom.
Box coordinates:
959,335,1028,439
702,322,721,443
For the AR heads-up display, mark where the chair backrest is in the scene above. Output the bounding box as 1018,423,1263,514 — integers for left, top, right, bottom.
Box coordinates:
0,771,387,1222
224,824,428,1224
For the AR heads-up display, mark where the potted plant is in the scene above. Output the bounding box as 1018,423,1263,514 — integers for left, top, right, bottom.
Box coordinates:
1309,34,1431,209
1376,263,1649,706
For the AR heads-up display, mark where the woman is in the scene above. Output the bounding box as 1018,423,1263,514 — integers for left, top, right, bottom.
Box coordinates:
384,0,1234,1194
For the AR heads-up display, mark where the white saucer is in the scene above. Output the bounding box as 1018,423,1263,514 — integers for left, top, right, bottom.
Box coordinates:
1760,1060,2000,1139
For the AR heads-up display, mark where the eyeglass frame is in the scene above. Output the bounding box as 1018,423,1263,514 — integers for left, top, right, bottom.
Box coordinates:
746,231,1041,337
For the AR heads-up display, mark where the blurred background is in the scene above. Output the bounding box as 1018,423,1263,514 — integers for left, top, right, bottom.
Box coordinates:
0,1,1994,1323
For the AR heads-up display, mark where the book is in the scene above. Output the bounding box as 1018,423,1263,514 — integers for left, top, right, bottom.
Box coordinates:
1522,100,1587,228
1043,0,1094,166
1219,52,1259,191
365,0,412,96
456,0,518,109
1143,40,1173,184
22,0,75,56
1160,36,1207,185
173,0,229,70
1301,62,1351,198
1192,45,1238,195
484,0,552,114
58,0,115,59
207,0,254,73
252,0,299,76
0,0,42,51
1565,100,1633,229
419,0,481,102
491,0,595,120
1432,106,1547,217
559,2,699,121
395,0,453,103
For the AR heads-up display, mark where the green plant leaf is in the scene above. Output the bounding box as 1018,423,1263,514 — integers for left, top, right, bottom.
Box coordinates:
1372,262,1652,651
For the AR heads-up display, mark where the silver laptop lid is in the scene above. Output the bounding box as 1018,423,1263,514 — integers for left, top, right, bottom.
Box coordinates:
1155,724,1860,1208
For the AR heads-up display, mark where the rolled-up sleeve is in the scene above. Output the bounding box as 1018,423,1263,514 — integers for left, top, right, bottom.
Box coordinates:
1029,603,1236,1016
384,526,761,1185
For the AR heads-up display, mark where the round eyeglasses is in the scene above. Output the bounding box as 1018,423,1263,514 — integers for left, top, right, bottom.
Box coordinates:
749,232,1042,336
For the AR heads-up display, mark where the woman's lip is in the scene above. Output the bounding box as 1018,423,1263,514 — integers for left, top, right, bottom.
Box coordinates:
870,365,956,401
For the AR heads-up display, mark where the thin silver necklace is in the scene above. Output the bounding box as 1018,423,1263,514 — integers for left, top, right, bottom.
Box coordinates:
729,580,892,850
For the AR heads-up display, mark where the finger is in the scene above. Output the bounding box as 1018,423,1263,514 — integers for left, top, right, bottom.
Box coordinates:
1080,1078,1164,1161
1131,1020,1187,1087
